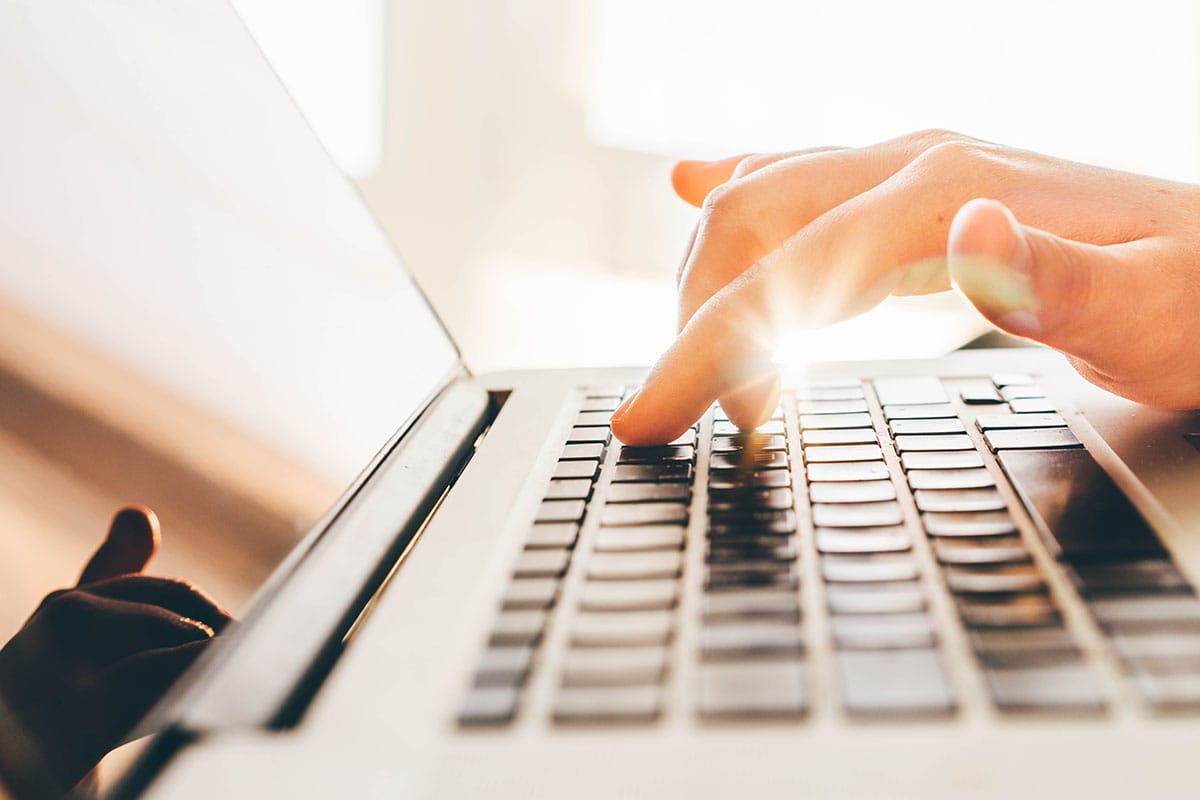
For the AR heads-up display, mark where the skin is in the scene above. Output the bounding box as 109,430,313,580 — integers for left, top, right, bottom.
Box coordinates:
0,507,230,793
611,129,1200,446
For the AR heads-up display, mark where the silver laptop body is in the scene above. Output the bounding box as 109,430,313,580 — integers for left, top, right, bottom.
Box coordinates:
5,3,1200,798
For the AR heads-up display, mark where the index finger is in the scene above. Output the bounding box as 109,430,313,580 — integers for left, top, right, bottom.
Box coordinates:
611,266,784,446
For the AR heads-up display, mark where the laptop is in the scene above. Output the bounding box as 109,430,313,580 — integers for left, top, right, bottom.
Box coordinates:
4,2,1200,798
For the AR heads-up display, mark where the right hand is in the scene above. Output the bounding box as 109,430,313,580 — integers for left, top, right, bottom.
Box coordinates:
611,130,1200,446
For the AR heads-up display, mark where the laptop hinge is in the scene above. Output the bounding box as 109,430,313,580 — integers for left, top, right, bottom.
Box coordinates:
151,376,493,732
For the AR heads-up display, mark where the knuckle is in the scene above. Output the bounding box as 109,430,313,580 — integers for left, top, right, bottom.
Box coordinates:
731,153,772,179
906,127,964,149
909,139,991,183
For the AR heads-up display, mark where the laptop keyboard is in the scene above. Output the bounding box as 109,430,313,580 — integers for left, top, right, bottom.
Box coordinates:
459,375,1200,725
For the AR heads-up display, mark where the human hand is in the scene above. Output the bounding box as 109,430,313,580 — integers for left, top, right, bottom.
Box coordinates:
610,130,1200,445
0,507,231,793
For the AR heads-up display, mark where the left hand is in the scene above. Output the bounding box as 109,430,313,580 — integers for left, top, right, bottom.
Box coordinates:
0,507,231,793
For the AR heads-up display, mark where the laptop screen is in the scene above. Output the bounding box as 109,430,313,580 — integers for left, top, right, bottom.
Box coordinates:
0,2,459,788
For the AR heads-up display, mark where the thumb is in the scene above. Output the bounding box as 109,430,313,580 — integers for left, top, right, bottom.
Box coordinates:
78,506,160,586
948,198,1143,367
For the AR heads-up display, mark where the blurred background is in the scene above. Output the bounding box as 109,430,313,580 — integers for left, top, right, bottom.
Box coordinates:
2,1,1200,782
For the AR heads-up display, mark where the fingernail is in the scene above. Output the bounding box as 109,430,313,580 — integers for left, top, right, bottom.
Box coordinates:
950,205,1039,318
610,385,643,427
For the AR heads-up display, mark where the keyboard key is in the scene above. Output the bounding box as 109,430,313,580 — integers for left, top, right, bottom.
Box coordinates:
1088,594,1200,633
883,403,956,420
801,428,879,446
816,527,912,554
1000,384,1044,402
458,686,518,726
836,649,955,715
580,396,620,412
526,523,579,549
700,622,805,660
812,502,904,528
702,590,801,623
797,399,869,415
713,404,784,422
594,525,684,553
796,385,864,401
708,470,792,490
900,451,984,470
699,660,807,718
490,610,547,646
985,428,1081,451
711,434,788,452
708,509,797,536
568,427,609,444
1067,560,1191,595
826,582,925,614
608,482,690,503
710,450,790,471
561,647,668,687
618,445,694,463
554,685,661,723
713,419,785,436
709,487,795,512
913,488,1007,513
514,549,570,578
708,536,797,563
957,380,1003,404
991,373,1034,387
906,468,995,490
923,511,1016,537
602,503,688,527
1009,397,1056,414
562,442,604,460
799,413,873,430
803,444,884,463
957,595,1060,628
553,460,599,480
809,480,896,504
889,418,966,436
545,479,592,501
612,462,693,483
872,377,947,406
668,429,698,447
969,627,1078,660
943,564,1045,595
894,434,975,452
705,562,799,590
984,663,1105,712
822,553,920,583
588,551,682,581
474,647,534,687
535,499,587,524
975,412,1066,430
576,410,612,427
997,448,1164,561
579,580,677,612
831,613,937,649
806,460,889,482
1110,633,1200,669
571,611,673,647
502,578,560,610
932,536,1030,566
1131,671,1200,710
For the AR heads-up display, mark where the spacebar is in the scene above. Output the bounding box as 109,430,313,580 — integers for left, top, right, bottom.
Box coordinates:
996,448,1165,562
